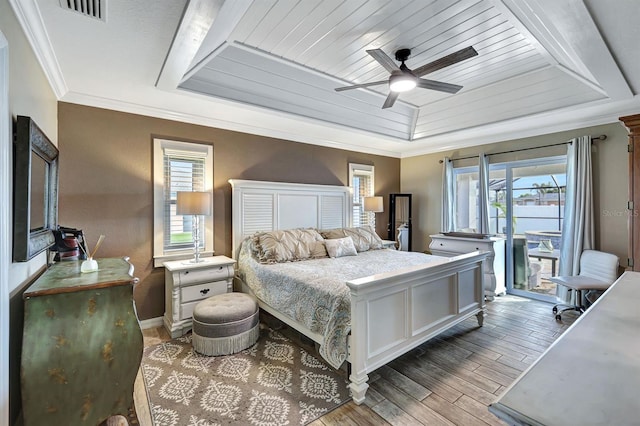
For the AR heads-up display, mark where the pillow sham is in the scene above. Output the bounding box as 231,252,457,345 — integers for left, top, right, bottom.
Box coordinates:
252,228,327,264
325,236,358,258
320,225,383,252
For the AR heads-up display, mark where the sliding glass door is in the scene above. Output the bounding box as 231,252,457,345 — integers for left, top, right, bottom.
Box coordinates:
489,157,567,302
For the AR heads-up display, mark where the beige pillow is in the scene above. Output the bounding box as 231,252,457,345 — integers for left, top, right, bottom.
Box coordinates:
321,226,383,252
252,228,327,263
325,237,358,258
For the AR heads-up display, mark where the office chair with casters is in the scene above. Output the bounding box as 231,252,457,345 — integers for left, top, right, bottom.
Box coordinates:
550,250,619,320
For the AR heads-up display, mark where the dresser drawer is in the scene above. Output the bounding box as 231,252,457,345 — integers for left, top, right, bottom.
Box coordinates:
181,280,228,303
431,238,492,255
176,264,233,285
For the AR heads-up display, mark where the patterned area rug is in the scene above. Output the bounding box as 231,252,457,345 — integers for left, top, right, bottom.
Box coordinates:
141,325,351,425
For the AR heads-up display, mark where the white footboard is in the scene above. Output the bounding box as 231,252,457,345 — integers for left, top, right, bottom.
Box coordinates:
346,251,487,404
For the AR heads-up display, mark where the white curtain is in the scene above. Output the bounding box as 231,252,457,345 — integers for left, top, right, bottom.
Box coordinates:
557,136,594,301
478,153,491,234
441,157,456,232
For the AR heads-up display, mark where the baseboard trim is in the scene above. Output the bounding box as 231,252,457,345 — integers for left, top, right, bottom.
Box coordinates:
139,316,164,330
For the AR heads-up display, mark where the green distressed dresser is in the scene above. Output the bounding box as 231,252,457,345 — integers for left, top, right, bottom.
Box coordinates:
21,258,143,425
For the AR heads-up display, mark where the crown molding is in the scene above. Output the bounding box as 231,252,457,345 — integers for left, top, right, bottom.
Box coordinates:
9,0,67,98
61,90,407,158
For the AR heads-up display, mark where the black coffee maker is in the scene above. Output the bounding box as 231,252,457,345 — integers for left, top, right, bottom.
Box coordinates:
51,226,87,261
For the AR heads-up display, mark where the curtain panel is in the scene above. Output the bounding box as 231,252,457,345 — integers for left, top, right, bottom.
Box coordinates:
557,136,594,302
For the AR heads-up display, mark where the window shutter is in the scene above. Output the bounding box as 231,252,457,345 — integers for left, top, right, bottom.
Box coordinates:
163,148,207,252
350,165,375,227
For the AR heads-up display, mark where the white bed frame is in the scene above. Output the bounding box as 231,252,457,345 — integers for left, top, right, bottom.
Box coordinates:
229,179,487,404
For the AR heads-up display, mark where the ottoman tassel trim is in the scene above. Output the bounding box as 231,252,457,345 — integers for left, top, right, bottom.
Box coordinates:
193,323,260,356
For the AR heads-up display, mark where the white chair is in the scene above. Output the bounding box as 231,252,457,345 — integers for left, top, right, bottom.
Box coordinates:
550,250,619,320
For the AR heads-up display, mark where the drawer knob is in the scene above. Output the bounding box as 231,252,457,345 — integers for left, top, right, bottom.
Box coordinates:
184,270,189,275
200,289,210,295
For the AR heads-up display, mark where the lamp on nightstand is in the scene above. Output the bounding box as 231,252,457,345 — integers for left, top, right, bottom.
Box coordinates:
177,191,211,263
363,196,384,214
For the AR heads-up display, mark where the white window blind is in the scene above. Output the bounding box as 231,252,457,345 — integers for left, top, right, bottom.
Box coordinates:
163,148,206,252
349,163,375,227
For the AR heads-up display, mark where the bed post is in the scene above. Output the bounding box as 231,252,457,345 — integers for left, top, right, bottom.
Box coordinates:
348,294,369,404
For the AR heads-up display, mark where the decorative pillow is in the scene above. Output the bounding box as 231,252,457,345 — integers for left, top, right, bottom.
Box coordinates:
252,228,327,264
325,237,358,258
320,226,383,252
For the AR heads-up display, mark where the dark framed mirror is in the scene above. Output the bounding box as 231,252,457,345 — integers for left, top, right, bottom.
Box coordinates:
13,115,59,262
388,193,412,251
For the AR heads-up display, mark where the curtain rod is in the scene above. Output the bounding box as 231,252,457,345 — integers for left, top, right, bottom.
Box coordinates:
439,134,607,164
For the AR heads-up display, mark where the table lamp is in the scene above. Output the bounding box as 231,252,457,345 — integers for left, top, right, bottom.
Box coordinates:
176,191,211,263
363,196,384,213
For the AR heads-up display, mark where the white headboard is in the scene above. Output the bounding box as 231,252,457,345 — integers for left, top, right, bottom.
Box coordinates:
229,179,353,257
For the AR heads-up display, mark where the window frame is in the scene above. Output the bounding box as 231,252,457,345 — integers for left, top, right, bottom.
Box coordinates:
153,138,214,267
349,163,375,227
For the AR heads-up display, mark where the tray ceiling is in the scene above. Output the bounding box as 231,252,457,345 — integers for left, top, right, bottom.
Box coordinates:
13,0,640,157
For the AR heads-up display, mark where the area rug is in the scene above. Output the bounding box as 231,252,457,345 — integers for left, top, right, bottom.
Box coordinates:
141,325,351,426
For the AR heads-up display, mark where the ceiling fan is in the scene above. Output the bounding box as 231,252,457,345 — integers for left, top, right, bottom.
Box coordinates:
335,46,478,109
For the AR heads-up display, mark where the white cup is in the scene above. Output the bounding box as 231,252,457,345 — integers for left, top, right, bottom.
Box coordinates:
81,257,98,273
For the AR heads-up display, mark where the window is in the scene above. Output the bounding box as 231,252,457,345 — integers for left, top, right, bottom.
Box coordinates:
452,157,566,235
349,163,375,227
153,139,213,266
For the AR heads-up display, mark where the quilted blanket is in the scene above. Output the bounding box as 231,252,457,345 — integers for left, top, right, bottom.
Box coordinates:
237,239,444,369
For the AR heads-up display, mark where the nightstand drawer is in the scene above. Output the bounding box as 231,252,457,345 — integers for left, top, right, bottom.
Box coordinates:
181,280,228,303
176,264,233,285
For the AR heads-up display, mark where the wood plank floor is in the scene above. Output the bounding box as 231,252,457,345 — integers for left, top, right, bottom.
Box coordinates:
138,295,576,425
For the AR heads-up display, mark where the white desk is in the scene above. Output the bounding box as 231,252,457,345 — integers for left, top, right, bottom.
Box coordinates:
489,271,640,425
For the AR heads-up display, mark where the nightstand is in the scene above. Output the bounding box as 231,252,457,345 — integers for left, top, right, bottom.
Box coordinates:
382,240,397,249
163,255,235,338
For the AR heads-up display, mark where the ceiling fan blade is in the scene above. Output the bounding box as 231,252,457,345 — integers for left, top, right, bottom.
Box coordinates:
412,46,478,77
416,78,463,94
382,91,399,109
366,49,401,73
334,80,388,92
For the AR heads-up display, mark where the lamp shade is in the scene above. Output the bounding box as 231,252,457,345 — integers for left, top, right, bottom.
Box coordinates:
176,191,212,216
363,196,384,213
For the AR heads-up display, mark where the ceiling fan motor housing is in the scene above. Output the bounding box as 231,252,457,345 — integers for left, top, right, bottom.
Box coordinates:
395,48,412,62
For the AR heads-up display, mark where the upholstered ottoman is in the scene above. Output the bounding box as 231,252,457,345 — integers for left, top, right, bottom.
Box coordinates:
192,292,259,356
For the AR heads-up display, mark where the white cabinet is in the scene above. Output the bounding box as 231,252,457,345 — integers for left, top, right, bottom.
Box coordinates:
163,256,235,337
429,234,506,300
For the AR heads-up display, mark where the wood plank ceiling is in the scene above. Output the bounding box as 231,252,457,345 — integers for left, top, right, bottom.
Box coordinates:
177,0,612,141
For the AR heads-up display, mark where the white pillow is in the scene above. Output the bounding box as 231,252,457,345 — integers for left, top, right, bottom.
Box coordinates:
325,237,358,258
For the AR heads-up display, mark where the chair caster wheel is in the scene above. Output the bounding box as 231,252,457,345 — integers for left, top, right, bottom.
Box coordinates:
555,314,562,321
552,307,558,314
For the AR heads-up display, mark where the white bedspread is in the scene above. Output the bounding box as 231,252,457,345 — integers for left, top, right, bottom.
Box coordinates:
237,239,445,368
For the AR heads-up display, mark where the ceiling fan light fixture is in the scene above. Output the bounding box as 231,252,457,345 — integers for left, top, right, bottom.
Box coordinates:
389,74,416,92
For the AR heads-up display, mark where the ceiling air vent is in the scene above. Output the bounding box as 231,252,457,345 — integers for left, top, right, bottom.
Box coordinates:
59,0,106,22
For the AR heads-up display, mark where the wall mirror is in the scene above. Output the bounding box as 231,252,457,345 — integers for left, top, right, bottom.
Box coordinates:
13,115,59,262
388,193,412,251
